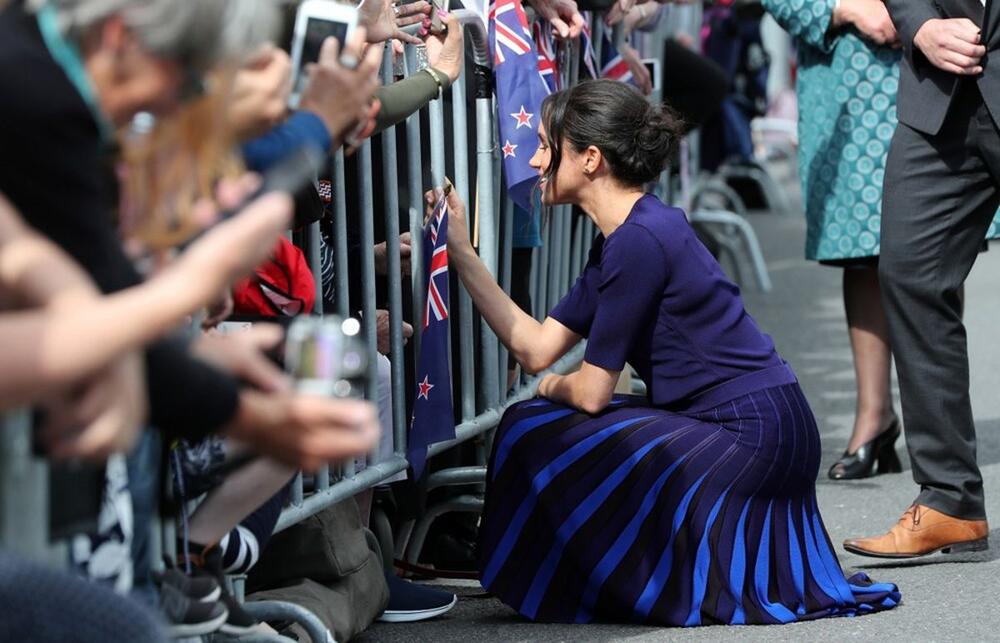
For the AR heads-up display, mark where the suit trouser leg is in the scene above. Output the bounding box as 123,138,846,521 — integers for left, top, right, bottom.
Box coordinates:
879,85,1000,520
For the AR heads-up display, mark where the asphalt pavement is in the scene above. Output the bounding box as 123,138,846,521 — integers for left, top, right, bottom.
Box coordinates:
360,165,1000,642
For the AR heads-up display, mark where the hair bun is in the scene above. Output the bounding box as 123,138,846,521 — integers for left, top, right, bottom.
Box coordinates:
619,101,682,185
540,80,686,187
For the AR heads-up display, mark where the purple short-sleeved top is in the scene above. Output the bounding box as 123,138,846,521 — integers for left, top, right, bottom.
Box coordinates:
550,194,784,408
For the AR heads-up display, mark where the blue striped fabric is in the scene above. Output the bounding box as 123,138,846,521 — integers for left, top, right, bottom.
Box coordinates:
477,385,901,626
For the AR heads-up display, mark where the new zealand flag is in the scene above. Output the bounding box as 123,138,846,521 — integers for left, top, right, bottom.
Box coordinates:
532,19,559,93
490,0,550,210
600,29,635,85
580,16,635,86
407,194,455,478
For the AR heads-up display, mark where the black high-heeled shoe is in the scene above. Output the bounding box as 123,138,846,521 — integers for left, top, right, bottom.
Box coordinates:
827,419,902,480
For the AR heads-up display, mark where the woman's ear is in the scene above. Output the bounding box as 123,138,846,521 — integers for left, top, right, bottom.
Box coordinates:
582,145,603,176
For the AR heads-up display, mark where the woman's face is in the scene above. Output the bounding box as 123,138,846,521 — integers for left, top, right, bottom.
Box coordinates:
529,121,588,206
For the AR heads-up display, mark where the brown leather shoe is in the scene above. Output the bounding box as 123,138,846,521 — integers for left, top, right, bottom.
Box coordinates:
843,504,989,559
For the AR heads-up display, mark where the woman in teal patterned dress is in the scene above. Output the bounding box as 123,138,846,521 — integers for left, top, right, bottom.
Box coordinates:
763,0,1000,480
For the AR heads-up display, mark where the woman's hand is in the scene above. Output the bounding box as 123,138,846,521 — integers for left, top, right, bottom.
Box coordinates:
832,0,899,47
424,12,464,83
537,372,560,399
424,183,471,255
361,0,432,45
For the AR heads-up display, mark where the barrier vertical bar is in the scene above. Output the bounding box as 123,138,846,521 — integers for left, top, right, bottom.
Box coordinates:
560,207,573,296
569,212,583,291
474,75,500,413
306,221,324,318
405,46,425,393
498,194,514,401
0,411,59,565
358,140,379,466
291,472,304,507
332,152,350,320
380,46,409,457
331,151,351,480
529,246,540,319
547,207,564,309
308,214,330,490
559,41,579,298
451,66,479,421
535,217,551,317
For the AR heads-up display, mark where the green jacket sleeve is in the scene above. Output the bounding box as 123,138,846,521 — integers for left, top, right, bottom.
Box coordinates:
374,68,452,133
762,0,839,54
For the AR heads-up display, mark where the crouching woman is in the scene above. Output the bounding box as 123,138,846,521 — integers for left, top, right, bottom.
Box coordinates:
429,79,900,626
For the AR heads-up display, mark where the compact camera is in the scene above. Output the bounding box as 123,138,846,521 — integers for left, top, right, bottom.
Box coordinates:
284,315,369,398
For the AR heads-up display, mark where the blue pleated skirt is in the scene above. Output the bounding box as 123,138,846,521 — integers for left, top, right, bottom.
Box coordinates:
477,379,900,625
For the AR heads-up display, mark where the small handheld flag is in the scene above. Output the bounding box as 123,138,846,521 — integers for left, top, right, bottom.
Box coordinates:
407,193,455,478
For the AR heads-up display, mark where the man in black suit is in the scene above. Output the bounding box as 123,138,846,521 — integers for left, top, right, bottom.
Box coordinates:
843,0,998,557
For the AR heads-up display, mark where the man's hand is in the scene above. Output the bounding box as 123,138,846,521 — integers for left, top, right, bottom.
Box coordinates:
832,0,898,47
375,308,414,354
39,353,146,461
298,28,383,145
914,18,985,75
527,0,585,40
225,390,380,470
228,45,293,140
374,232,412,275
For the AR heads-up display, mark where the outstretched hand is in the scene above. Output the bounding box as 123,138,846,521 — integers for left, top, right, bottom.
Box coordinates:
527,0,585,40
424,11,464,83
298,28,383,146
361,0,432,45
226,390,380,471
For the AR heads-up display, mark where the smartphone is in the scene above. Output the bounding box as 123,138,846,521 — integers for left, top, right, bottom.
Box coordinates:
642,58,661,94
288,0,359,109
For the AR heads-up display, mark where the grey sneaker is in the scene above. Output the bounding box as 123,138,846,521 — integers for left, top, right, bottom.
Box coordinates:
159,582,228,637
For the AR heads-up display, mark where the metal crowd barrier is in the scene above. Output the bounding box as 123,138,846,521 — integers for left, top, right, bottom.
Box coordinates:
275,7,598,562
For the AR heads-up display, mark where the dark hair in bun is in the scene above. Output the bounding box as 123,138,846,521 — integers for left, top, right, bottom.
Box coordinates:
540,79,683,188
